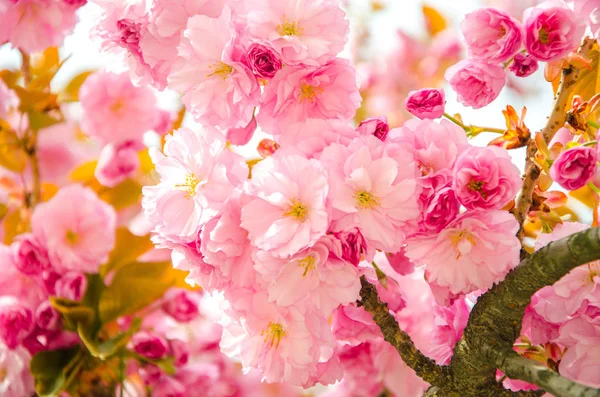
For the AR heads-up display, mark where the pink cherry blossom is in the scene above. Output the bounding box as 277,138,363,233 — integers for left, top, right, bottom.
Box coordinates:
240,151,329,258
445,59,506,109
461,8,523,63
321,135,420,252
509,53,539,77
356,117,389,141
55,271,88,301
37,121,87,183
225,116,257,146
521,293,560,345
257,58,361,135
80,71,158,146
11,234,50,276
333,228,372,267
0,245,46,308
405,210,521,295
31,185,116,274
336,343,384,396
570,0,600,40
523,1,584,61
139,0,228,89
132,331,169,360
559,342,600,387
253,235,361,316
0,0,78,53
161,289,200,323
245,43,283,79
142,127,247,245
331,304,382,345
35,301,61,331
0,343,34,397
220,289,339,387
169,338,189,366
0,296,34,349
167,7,260,129
421,185,461,233
244,0,349,67
276,119,359,158
453,146,521,210
404,88,446,119
550,146,598,190
95,142,141,188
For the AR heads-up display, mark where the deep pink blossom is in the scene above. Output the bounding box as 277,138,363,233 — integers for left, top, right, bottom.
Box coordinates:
167,7,260,129
244,0,349,67
35,301,61,332
31,185,116,274
169,338,189,367
80,71,158,146
162,289,200,322
241,151,329,258
405,210,521,295
333,228,372,267
55,271,88,301
142,127,247,245
246,43,283,79
445,60,506,109
421,185,461,233
12,234,50,276
404,88,446,119
320,135,420,252
0,297,34,349
132,331,169,360
95,142,141,188
550,146,597,190
509,53,539,77
453,146,521,210
257,58,361,135
461,8,523,62
357,117,389,141
523,1,584,61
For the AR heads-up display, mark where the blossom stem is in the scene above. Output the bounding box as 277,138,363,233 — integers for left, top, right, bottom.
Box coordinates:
443,112,505,136
587,182,600,194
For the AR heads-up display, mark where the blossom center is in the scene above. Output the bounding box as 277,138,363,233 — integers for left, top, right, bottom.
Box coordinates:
417,162,433,176
299,254,316,276
467,180,487,199
449,230,477,259
0,367,6,382
110,98,125,115
283,199,308,222
65,230,79,245
538,27,549,44
355,190,379,210
207,62,234,80
175,174,200,198
277,16,303,36
261,322,286,349
299,82,322,103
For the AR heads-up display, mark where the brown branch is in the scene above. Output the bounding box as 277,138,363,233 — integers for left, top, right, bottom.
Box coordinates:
358,276,450,386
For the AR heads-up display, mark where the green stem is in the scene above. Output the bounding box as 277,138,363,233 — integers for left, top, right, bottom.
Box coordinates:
588,120,600,129
443,112,505,136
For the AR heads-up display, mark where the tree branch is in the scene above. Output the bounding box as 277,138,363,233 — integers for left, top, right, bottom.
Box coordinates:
358,276,450,386
494,349,600,397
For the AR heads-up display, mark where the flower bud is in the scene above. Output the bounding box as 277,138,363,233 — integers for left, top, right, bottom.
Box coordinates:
13,234,50,276
246,43,283,80
132,331,168,360
357,117,389,141
35,301,61,331
509,53,539,78
55,271,87,301
404,88,445,119
0,297,34,349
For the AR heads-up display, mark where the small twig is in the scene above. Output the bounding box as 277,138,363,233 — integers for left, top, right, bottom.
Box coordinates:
443,112,505,136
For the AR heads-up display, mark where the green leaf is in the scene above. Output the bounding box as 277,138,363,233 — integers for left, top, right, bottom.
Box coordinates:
99,261,175,324
49,297,94,330
101,228,154,277
27,109,62,131
371,261,388,289
78,323,132,360
30,347,80,397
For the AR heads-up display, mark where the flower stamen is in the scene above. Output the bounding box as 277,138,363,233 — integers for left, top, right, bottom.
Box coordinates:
355,190,379,210
298,255,316,276
207,62,234,80
449,230,477,260
468,180,488,199
175,174,200,198
65,230,79,245
261,322,286,349
277,16,303,36
538,27,549,44
283,199,308,222
299,82,322,103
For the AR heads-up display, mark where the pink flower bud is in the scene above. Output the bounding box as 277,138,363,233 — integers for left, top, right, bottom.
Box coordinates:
257,138,280,157
461,8,523,63
0,297,34,349
550,146,598,190
357,117,389,141
95,142,141,188
246,43,283,80
36,301,61,331
13,234,51,275
509,53,539,77
132,331,168,360
333,228,369,266
523,1,584,61
169,339,189,366
445,60,506,109
55,271,87,301
162,289,199,323
404,88,445,120
42,270,61,295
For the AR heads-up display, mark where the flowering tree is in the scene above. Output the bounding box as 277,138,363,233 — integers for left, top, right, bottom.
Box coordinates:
1,0,600,396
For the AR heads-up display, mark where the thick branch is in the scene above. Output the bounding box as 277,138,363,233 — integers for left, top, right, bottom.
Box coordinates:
494,349,600,397
358,276,450,386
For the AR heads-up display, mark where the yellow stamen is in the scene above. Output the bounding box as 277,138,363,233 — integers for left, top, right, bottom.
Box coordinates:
417,162,433,176
355,190,379,210
0,367,7,382
539,27,549,44
261,322,286,349
299,255,316,276
110,98,125,115
175,174,200,198
299,82,322,103
283,199,308,222
277,16,303,36
65,230,78,245
467,180,487,199
207,62,234,80
449,231,477,260
498,26,507,38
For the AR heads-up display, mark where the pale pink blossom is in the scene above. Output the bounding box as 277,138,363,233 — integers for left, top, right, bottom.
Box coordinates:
550,146,598,190
0,296,34,349
0,0,78,53
140,0,227,89
244,0,349,66
277,119,358,158
31,185,116,274
509,53,539,77
404,88,446,119
453,146,521,210
321,135,420,252
95,141,141,188
161,289,200,323
570,0,600,40
461,8,523,62
142,127,247,245
356,116,389,141
55,271,88,301
132,331,169,360
445,60,506,109
521,293,560,345
559,342,600,387
37,121,87,183
257,58,361,135
254,235,361,316
11,234,50,276
405,210,521,295
167,7,260,129
0,343,34,397
220,289,339,387
240,151,329,258
80,71,158,145
523,1,584,61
